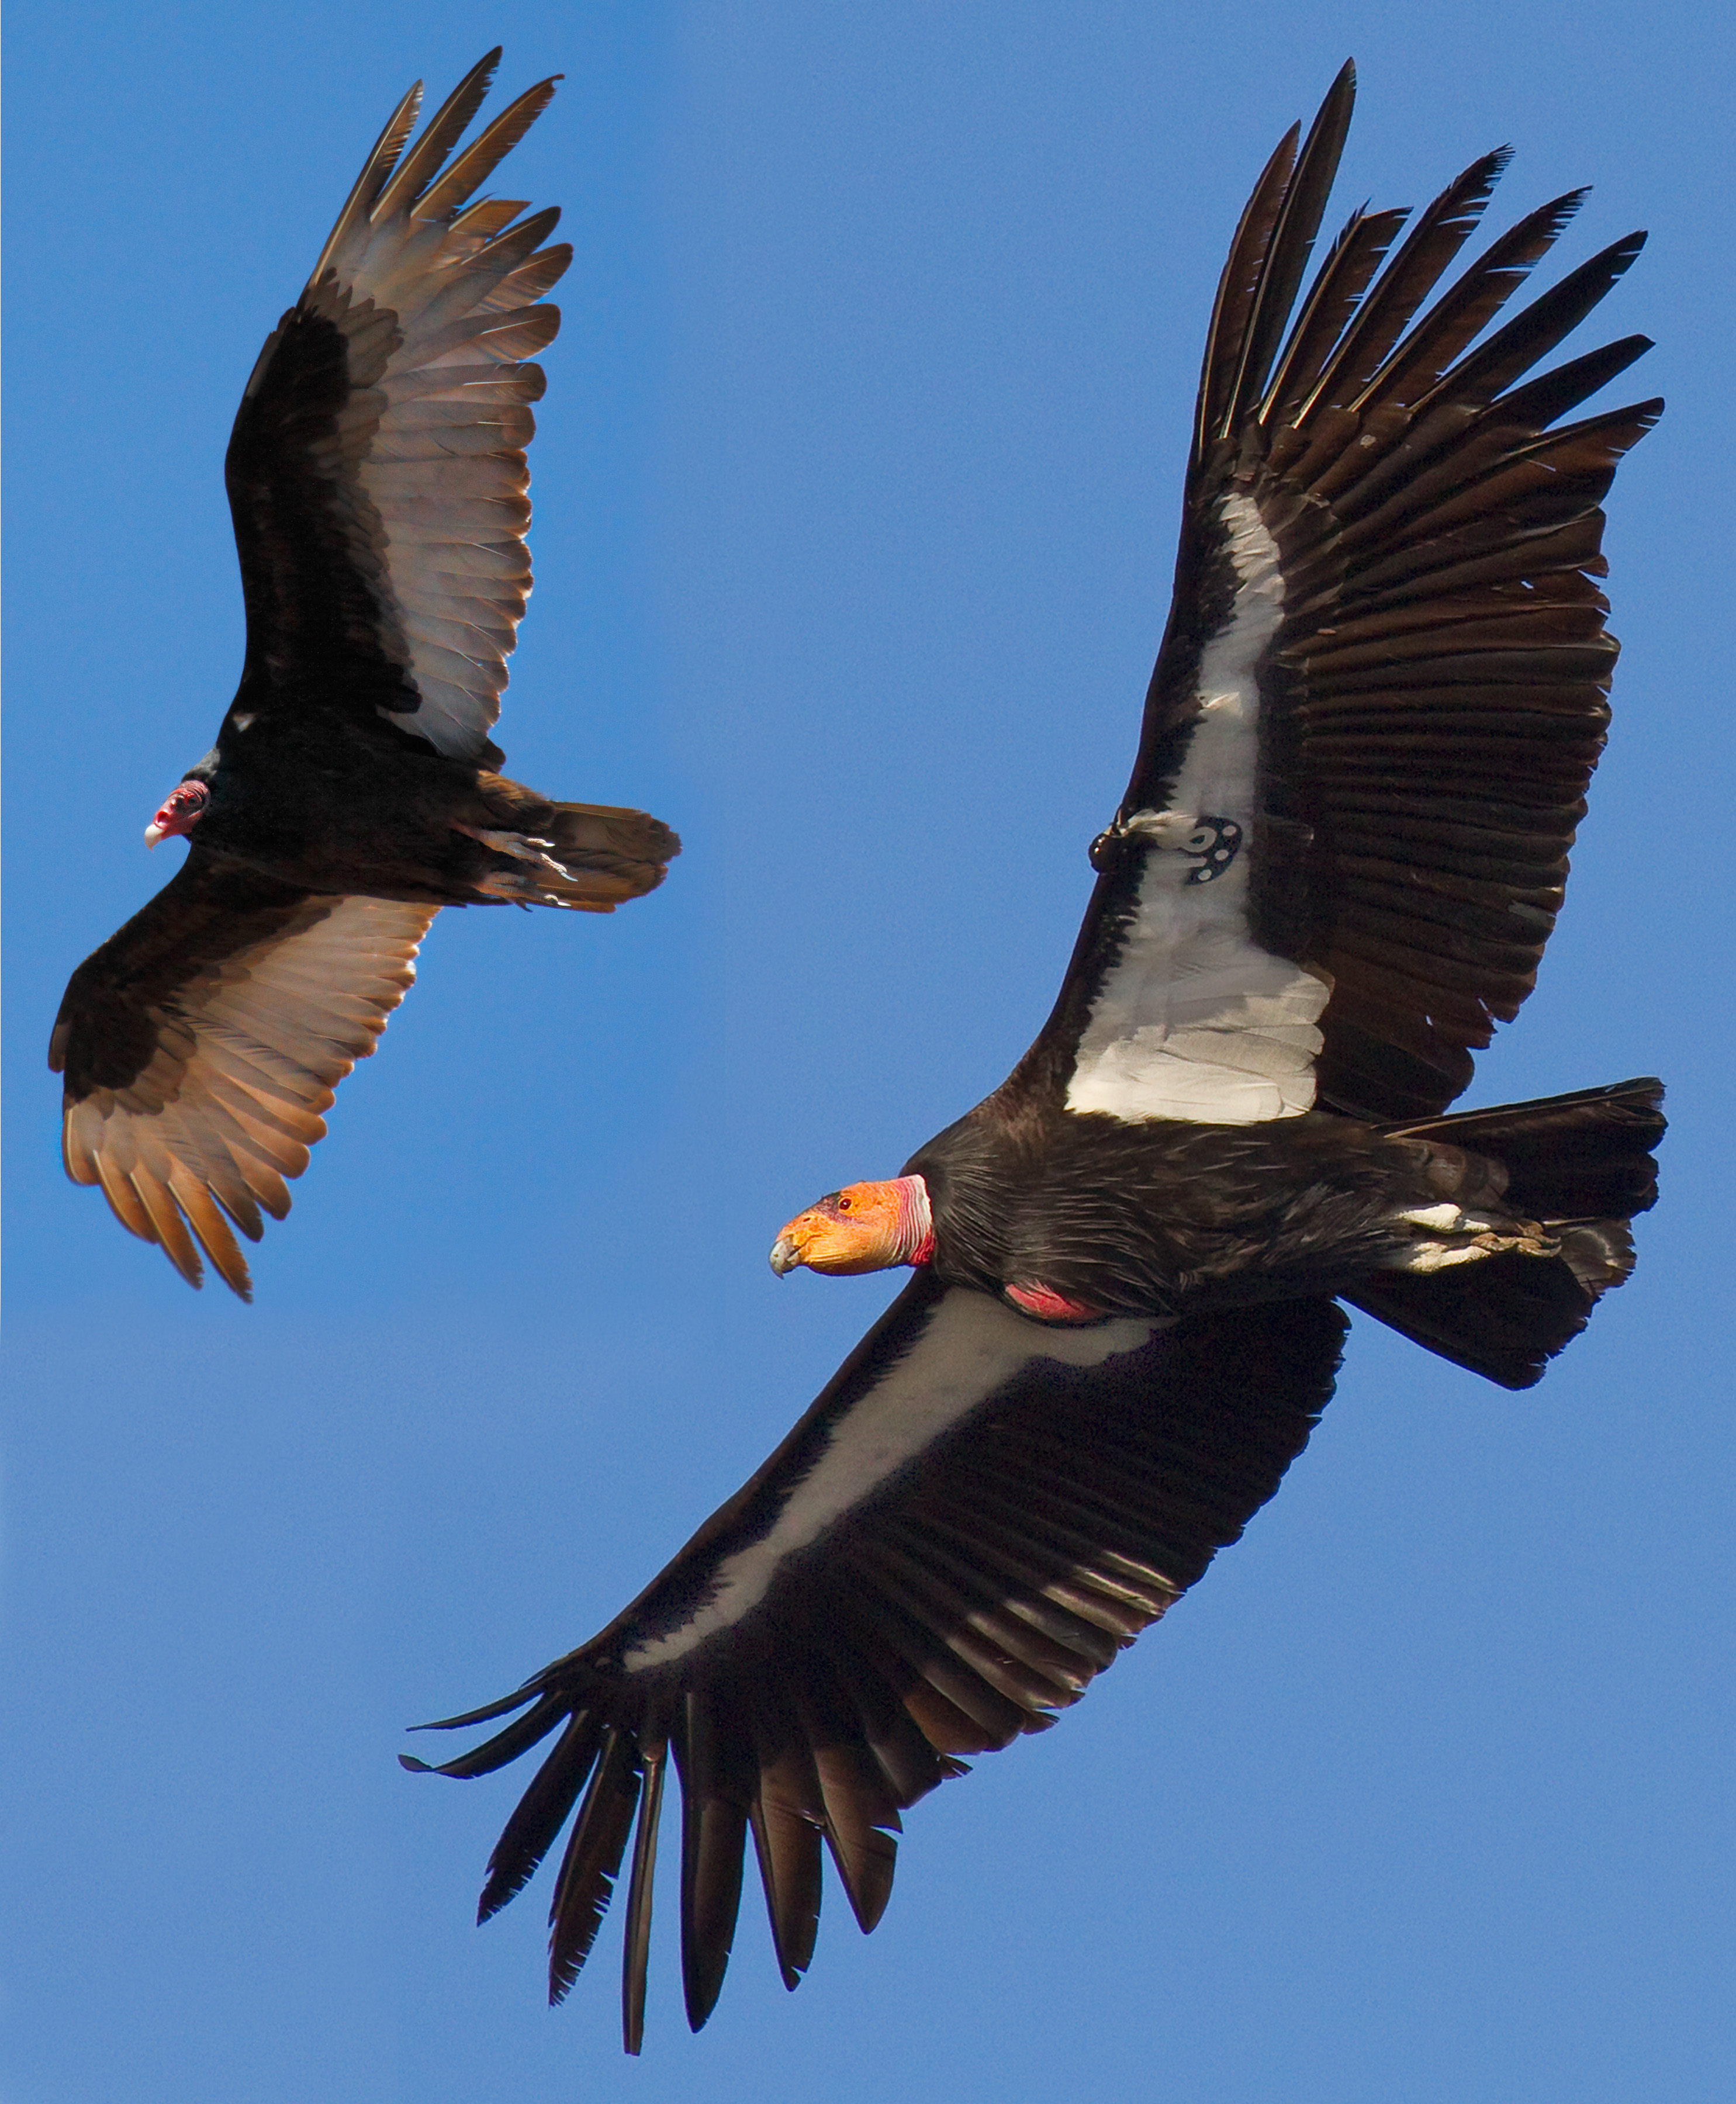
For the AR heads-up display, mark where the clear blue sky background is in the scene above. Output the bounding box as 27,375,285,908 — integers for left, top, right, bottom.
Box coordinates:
5,3,1731,2098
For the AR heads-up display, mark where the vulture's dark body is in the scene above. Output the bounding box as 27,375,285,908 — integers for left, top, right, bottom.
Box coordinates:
209,285,677,908
178,712,658,909
50,54,676,1296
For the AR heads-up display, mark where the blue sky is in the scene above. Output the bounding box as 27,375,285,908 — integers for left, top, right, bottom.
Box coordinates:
5,2,1732,2098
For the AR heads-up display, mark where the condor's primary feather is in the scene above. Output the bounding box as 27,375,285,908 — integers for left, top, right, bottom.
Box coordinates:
412,63,1663,2048
49,51,678,1300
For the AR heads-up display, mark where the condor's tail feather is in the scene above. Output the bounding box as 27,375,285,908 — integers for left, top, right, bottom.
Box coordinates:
1347,1078,1665,1388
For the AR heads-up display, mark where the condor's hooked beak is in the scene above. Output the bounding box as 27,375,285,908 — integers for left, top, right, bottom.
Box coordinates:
769,1175,934,1278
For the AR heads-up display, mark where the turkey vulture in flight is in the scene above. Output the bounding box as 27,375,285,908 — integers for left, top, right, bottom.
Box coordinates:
48,52,677,1300
409,64,1664,2048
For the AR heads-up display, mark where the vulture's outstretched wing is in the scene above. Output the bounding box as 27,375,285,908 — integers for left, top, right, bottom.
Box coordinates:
50,859,434,1297
224,49,569,763
1022,60,1658,1126
407,1284,1346,2047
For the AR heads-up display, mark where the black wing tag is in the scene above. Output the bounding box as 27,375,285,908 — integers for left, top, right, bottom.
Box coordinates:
1088,811,1243,880
1181,815,1242,884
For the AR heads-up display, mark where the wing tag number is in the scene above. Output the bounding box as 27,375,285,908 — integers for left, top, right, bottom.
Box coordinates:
1182,815,1242,883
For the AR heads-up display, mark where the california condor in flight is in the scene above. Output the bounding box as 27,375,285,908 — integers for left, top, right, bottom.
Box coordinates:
49,53,677,1299
409,64,1664,2048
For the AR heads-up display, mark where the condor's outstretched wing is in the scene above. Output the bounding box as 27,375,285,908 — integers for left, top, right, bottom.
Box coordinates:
223,49,569,763
50,857,434,1297
407,1283,1346,2048
1021,60,1658,1126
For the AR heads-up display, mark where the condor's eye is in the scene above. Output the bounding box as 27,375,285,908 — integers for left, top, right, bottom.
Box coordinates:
836,1195,853,1212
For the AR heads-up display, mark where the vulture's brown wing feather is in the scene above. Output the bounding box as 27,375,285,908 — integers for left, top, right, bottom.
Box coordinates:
1018,65,1656,1129
51,857,435,1297
224,50,570,763
406,1282,1346,2047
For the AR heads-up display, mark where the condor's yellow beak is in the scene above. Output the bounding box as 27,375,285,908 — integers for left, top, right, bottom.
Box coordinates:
769,1175,933,1278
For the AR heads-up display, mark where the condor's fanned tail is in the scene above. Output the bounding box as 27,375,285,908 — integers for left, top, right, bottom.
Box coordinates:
1346,1077,1666,1385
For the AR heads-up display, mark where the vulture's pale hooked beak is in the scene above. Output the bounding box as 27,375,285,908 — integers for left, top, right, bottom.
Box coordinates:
767,1176,935,1278
146,780,210,849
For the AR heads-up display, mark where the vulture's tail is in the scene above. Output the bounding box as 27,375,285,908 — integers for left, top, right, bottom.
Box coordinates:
467,801,681,910
1346,1078,1665,1389
541,801,681,910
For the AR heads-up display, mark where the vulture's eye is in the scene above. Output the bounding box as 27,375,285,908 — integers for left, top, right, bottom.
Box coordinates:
837,1196,853,1212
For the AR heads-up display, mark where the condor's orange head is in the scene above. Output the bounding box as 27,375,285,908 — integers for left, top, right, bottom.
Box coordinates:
768,1175,933,1278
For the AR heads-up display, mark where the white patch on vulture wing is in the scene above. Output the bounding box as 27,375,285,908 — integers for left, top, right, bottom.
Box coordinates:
621,1289,1162,1671
1066,492,1329,1124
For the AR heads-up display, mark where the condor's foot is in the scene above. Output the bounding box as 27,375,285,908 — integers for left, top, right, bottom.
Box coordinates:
1392,1202,1557,1274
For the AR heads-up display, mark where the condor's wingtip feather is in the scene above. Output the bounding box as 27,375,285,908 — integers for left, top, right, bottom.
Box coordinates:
1257,203,1413,430
1222,58,1358,441
397,1690,570,1779
1488,333,1654,432
414,75,564,224
1409,229,1650,423
548,1727,641,2004
478,1710,607,1925
676,1695,751,2032
1292,143,1513,425
745,1740,826,1989
1346,185,1591,418
1194,119,1301,468
407,1680,549,1733
621,1740,667,2054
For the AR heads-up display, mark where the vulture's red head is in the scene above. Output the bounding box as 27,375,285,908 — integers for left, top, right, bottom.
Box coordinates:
145,779,209,848
769,1175,934,1278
